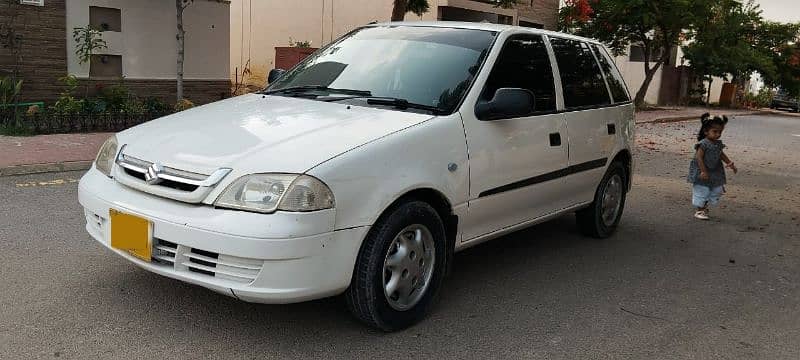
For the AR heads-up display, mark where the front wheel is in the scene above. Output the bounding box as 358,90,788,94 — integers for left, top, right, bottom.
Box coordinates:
576,161,628,238
345,200,447,331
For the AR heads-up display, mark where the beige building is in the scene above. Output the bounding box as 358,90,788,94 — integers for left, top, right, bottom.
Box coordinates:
66,0,230,82
230,0,559,89
63,0,231,104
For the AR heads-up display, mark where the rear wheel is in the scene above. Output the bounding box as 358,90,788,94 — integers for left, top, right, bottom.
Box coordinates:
345,200,447,331
576,161,628,238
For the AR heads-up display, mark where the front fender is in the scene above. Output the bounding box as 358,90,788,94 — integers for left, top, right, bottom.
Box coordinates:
307,114,469,231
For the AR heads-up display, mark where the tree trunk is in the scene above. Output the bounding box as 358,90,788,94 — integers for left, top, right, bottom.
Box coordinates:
634,62,663,108
706,77,713,105
391,0,407,21
176,0,186,103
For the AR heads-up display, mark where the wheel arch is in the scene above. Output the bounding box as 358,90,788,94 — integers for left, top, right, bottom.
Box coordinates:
611,149,633,191
372,188,458,274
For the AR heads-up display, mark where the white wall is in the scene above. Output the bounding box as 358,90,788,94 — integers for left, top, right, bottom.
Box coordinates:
614,54,663,105
67,0,230,80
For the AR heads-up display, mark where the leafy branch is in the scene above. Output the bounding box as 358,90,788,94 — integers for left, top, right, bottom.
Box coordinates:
72,25,107,65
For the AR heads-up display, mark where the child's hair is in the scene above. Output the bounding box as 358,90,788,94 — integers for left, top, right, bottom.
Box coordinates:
697,113,729,141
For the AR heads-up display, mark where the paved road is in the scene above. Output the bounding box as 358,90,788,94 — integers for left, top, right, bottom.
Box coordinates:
2,115,799,359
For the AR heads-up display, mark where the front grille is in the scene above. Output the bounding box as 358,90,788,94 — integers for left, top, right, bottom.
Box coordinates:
118,154,209,193
152,238,264,284
112,145,231,204
187,248,218,276
180,248,263,284
124,168,146,181
124,167,200,192
153,239,178,265
158,178,199,192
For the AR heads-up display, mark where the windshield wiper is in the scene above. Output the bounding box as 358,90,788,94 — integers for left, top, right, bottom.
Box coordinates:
262,85,372,97
324,96,446,115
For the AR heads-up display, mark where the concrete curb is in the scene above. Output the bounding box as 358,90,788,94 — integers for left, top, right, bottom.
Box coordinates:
0,160,93,177
638,110,774,124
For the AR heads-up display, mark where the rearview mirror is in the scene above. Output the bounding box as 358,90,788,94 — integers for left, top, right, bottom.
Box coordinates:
475,88,535,121
267,68,287,84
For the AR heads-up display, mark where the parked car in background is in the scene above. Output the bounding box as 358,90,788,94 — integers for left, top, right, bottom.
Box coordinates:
78,22,634,331
771,90,800,112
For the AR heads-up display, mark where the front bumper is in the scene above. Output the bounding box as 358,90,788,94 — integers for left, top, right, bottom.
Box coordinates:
78,168,369,303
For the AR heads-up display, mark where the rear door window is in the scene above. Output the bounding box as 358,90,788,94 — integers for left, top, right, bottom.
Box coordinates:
481,34,557,112
549,37,611,109
591,44,630,103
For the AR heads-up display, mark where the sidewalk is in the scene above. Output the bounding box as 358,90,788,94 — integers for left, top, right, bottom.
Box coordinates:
1,107,797,176
634,106,773,123
0,133,111,176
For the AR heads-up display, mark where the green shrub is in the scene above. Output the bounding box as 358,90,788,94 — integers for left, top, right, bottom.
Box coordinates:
143,97,171,113
743,87,774,108
50,75,83,114
0,76,23,106
98,84,130,112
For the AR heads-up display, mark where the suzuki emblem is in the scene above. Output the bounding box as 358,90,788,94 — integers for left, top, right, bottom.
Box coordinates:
144,163,164,185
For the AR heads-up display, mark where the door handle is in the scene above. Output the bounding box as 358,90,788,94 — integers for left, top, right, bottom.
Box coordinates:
607,123,616,135
549,132,561,146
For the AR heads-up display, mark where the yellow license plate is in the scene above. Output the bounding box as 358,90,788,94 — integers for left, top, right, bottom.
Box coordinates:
109,209,152,262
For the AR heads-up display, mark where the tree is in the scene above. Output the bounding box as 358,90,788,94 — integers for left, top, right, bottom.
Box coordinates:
560,0,710,107
753,21,800,96
682,0,765,103
391,0,520,21
684,1,800,100
175,0,192,103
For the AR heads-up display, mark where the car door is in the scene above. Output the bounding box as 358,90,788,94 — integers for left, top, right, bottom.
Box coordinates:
460,33,571,241
548,38,619,206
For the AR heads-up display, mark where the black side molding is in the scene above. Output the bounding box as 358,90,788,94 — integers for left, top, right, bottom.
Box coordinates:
478,158,608,198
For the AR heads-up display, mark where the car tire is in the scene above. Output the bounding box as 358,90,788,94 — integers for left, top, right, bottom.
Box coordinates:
576,161,628,238
345,200,447,331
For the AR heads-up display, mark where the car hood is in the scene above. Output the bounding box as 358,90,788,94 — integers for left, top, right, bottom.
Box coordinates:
117,94,433,175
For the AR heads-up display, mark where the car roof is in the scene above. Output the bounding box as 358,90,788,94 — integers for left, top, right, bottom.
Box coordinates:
367,21,603,46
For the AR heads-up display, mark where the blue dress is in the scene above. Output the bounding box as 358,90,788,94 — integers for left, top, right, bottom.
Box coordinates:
687,138,726,188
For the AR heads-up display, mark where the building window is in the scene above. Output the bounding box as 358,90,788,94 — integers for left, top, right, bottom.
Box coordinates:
90,55,122,78
90,6,121,32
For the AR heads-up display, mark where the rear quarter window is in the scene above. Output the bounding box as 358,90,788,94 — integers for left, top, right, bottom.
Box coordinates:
549,37,611,109
591,44,630,103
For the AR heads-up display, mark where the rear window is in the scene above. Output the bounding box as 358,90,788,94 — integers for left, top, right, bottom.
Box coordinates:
549,37,611,109
591,44,630,103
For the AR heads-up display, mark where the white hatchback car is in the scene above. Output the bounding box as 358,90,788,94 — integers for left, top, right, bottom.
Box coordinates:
79,22,634,331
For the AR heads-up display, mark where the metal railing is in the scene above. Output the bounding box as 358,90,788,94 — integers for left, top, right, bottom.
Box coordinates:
0,110,170,135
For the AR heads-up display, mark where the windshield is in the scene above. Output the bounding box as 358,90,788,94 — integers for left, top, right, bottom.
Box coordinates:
267,26,497,114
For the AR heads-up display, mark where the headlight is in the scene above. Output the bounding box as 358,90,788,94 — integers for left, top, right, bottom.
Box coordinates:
94,135,118,177
214,174,335,213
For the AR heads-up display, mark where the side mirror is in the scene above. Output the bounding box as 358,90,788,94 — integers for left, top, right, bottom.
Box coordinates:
267,68,287,84
475,88,535,121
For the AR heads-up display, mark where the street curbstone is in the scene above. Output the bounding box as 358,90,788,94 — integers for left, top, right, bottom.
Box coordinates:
639,110,775,124
0,160,92,177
